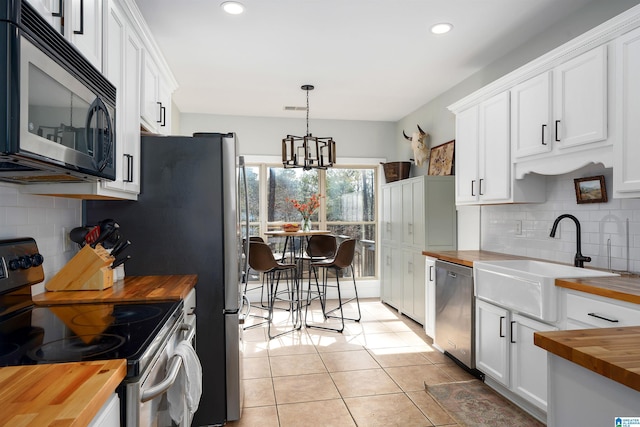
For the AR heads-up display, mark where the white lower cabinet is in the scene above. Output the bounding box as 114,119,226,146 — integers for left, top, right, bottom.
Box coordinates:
88,393,120,427
476,299,556,412
424,256,436,338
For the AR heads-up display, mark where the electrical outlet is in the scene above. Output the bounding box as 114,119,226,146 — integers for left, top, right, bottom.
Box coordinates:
62,227,72,252
515,220,522,236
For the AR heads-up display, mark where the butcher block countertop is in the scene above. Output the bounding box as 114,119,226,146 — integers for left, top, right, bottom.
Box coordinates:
421,250,528,268
0,359,126,427
32,274,197,305
534,327,640,393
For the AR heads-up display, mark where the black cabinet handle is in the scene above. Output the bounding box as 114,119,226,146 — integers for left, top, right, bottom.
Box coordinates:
541,124,547,145
555,120,561,142
157,102,163,123
124,154,133,182
510,321,516,343
161,105,166,127
471,180,476,196
479,178,484,196
73,0,84,35
429,265,434,282
588,312,619,323
499,316,505,338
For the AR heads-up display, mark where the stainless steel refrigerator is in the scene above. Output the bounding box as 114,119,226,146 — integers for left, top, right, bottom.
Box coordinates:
85,132,247,426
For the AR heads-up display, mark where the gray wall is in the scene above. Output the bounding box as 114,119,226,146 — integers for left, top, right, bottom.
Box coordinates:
179,113,396,161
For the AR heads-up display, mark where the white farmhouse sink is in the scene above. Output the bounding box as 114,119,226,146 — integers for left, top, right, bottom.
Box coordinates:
474,260,618,322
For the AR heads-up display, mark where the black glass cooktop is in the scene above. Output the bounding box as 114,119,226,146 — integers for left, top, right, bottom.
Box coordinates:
0,301,182,378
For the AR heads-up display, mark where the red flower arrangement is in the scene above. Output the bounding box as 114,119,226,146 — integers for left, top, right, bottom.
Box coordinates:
287,193,322,221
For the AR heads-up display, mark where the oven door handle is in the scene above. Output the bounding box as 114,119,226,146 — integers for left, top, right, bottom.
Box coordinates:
140,323,195,403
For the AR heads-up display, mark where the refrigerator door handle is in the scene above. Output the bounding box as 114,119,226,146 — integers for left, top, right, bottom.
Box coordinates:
224,308,240,315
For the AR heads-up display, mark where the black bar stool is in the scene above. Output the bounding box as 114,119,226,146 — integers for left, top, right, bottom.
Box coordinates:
305,238,361,333
249,241,301,339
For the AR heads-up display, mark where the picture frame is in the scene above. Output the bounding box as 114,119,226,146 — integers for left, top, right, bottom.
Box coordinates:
428,140,455,176
574,175,608,204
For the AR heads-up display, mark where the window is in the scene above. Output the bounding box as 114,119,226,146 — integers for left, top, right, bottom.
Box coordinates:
245,163,378,279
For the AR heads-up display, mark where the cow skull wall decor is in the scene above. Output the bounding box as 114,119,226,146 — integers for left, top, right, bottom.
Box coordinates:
403,125,429,167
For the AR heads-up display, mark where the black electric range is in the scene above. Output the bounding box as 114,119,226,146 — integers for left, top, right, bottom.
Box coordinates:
0,238,183,379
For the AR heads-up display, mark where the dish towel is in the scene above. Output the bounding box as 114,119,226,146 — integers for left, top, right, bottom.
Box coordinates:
167,340,203,424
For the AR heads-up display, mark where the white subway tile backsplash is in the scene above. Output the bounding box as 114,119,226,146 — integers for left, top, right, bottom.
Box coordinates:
481,166,640,273
0,183,81,294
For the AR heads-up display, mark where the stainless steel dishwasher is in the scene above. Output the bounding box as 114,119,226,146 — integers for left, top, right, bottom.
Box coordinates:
434,260,479,374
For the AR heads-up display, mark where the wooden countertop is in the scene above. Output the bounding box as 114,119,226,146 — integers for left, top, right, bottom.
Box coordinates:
421,250,531,267
555,276,640,305
32,274,197,305
534,327,640,393
0,360,126,427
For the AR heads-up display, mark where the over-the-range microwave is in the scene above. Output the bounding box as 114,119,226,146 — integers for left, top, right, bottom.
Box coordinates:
0,0,116,184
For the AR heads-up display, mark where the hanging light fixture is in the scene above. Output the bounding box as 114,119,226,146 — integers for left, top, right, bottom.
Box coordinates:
282,85,336,170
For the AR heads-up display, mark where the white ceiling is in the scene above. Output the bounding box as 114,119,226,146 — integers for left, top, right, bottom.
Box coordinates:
134,0,596,122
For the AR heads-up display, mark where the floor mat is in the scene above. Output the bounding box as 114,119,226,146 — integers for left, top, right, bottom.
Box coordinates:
425,380,545,427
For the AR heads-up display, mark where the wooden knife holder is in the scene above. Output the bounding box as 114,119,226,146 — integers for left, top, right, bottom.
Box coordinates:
46,244,115,291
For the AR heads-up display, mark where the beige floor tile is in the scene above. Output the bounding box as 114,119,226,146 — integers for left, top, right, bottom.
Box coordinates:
272,372,340,404
307,331,365,353
243,340,269,358
437,363,477,382
343,320,393,335
384,364,454,392
406,390,456,425
421,347,457,365
270,353,326,377
331,368,401,397
277,399,356,427
243,357,271,379
319,349,380,372
226,405,279,427
360,331,408,349
367,346,432,367
345,393,433,427
242,325,268,342
267,330,317,356
395,330,431,346
243,377,275,407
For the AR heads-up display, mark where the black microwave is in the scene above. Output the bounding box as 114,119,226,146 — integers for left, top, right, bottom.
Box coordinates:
0,0,116,184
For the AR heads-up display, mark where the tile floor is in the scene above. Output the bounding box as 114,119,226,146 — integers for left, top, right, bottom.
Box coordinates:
227,298,487,427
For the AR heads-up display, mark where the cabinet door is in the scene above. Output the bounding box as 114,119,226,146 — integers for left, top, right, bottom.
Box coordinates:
412,251,426,324
402,249,414,316
381,186,392,242
158,81,172,134
511,72,552,159
510,313,556,411
381,244,393,303
390,247,403,309
553,45,607,149
402,182,413,245
67,0,103,69
476,299,509,387
411,179,425,248
424,257,436,338
478,91,511,202
615,27,640,195
454,105,479,203
141,52,161,132
390,184,403,243
28,0,60,28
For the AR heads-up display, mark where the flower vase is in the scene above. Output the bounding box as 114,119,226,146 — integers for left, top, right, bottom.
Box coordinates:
301,217,312,231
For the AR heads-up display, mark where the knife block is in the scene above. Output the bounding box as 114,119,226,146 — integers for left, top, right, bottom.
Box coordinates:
46,244,115,291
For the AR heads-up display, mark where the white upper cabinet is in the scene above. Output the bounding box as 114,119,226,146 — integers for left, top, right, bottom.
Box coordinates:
141,54,173,134
511,45,609,177
27,0,103,70
553,45,607,149
67,0,103,69
614,26,640,197
511,72,552,159
455,92,543,205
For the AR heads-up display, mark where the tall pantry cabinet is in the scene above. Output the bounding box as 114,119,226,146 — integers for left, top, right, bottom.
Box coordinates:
380,175,456,324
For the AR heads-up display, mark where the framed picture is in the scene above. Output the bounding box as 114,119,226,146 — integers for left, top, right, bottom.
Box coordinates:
574,175,608,204
428,140,455,176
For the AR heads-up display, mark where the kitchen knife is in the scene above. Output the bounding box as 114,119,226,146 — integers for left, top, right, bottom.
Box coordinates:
111,239,131,258
91,225,118,248
84,226,101,246
111,255,131,269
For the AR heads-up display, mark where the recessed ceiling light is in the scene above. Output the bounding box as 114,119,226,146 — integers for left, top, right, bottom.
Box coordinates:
221,1,245,15
431,23,453,35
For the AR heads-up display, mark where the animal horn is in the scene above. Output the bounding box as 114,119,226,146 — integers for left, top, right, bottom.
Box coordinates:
417,124,426,135
403,130,412,141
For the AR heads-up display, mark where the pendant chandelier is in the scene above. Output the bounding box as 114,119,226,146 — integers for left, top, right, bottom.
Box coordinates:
282,85,336,170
